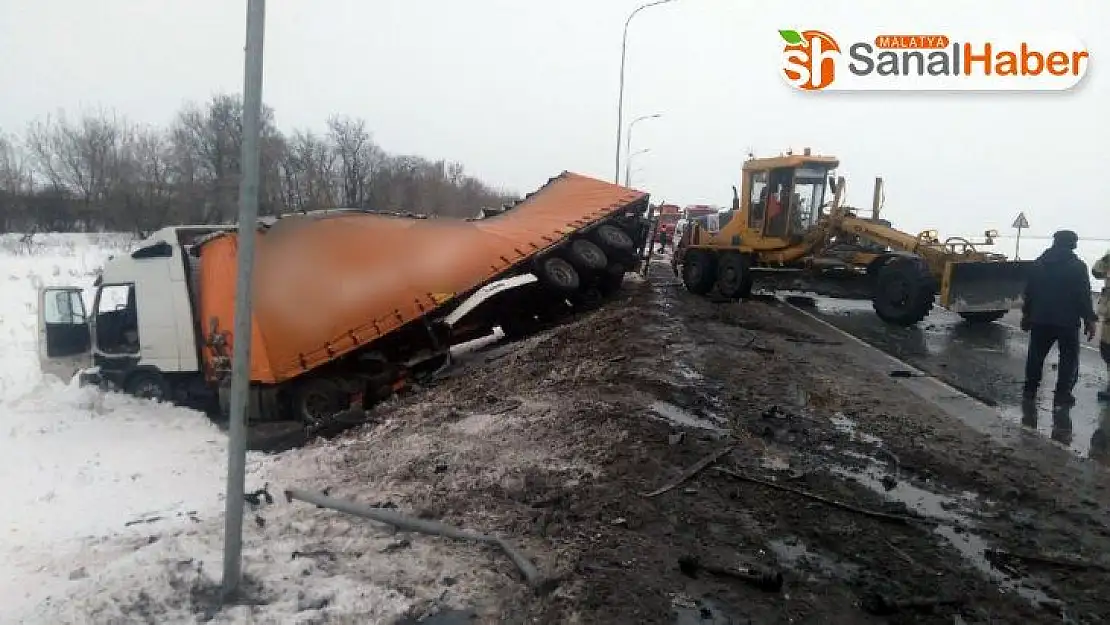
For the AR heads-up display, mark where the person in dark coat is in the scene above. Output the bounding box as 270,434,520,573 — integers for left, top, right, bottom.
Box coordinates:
1021,229,1098,406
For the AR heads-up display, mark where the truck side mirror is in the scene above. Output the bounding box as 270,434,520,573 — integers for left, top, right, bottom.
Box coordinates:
731,185,740,211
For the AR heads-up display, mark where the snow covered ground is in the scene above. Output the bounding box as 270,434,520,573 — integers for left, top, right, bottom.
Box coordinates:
0,234,484,624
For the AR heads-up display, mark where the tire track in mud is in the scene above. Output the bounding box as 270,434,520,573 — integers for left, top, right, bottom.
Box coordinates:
648,259,1089,623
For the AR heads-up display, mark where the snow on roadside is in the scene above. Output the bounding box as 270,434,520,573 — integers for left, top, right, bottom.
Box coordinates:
1,233,495,624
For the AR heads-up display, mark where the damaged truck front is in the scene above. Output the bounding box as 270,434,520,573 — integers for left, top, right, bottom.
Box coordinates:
36,172,650,431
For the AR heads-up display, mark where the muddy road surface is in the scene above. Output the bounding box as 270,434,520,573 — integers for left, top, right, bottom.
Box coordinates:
801,297,1109,460
274,258,1110,624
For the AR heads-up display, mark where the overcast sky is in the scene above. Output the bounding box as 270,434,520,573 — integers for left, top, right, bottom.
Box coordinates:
1,0,1106,252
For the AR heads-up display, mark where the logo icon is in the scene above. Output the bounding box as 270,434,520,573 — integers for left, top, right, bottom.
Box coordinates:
780,29,842,90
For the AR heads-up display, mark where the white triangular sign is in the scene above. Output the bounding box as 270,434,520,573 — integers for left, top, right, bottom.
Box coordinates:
1012,212,1029,229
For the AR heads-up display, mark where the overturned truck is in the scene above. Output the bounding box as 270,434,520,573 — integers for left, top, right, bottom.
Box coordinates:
37,172,650,428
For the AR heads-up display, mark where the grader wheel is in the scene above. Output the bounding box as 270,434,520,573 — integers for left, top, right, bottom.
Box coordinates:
716,253,753,299
682,250,717,295
872,256,936,326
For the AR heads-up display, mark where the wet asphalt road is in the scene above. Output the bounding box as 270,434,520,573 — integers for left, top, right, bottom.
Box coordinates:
800,297,1109,459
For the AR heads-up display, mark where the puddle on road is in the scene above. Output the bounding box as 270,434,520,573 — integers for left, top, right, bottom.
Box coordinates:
829,413,883,445
831,458,1066,615
760,454,791,471
829,463,969,524
650,401,727,432
766,536,861,581
671,595,741,625
675,362,703,382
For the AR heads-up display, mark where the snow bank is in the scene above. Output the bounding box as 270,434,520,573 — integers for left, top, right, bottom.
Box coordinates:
0,233,492,624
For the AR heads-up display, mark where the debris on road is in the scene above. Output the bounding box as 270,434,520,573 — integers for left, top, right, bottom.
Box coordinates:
284,488,551,592
677,555,784,593
713,466,939,526
641,443,737,497
860,593,965,616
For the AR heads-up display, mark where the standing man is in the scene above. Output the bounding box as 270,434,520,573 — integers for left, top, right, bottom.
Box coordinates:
1021,230,1098,406
1093,250,1110,401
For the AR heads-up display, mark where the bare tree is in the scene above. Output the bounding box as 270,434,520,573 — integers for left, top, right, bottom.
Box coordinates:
170,94,282,223
4,96,519,233
280,130,338,212
327,114,384,208
24,108,128,211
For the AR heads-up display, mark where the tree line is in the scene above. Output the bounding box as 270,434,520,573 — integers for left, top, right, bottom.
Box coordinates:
0,93,520,235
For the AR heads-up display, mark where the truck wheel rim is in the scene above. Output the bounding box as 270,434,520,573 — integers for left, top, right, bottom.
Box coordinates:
572,240,607,268
304,392,335,421
599,225,633,249
544,258,578,288
721,266,738,289
136,381,163,400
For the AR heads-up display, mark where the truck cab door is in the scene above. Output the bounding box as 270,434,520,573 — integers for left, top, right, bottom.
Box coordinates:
37,286,92,382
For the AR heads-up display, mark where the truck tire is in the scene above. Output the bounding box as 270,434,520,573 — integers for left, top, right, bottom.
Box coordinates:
872,256,936,326
598,263,626,296
716,253,753,299
291,377,348,425
572,286,604,311
566,238,608,272
591,224,635,257
536,255,581,292
959,310,1007,324
126,370,171,402
500,312,542,341
682,250,717,295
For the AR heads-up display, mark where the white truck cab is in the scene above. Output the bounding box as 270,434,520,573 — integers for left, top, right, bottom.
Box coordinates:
37,225,230,406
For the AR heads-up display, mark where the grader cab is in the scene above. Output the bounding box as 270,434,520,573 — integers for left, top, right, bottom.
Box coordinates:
673,149,1034,326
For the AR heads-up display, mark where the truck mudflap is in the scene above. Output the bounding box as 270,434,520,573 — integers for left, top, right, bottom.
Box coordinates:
940,260,1034,313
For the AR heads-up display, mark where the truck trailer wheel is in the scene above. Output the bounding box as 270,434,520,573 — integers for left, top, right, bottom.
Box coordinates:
872,257,936,326
291,378,348,425
591,224,635,258
682,250,717,295
959,310,1007,324
500,312,542,341
536,255,581,292
598,263,626,296
565,238,609,272
716,253,753,299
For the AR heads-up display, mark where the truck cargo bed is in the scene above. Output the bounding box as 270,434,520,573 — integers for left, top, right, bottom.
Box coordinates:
196,172,649,384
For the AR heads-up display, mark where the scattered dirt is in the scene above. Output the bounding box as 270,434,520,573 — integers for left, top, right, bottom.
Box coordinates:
298,259,1110,624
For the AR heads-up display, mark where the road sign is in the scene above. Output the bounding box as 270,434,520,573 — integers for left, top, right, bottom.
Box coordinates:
1012,212,1029,260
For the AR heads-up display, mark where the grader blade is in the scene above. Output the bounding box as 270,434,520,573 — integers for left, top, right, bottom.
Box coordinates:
940,260,1034,313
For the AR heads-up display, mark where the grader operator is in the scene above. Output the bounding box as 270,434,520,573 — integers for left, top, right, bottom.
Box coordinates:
671,150,1033,326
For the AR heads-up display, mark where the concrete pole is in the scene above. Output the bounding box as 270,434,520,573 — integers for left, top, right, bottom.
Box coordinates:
222,0,265,600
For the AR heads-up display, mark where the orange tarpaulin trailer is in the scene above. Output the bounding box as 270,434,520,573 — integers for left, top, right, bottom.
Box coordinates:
196,171,648,384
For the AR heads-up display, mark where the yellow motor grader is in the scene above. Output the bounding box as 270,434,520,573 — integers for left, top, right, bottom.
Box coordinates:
671,150,1033,326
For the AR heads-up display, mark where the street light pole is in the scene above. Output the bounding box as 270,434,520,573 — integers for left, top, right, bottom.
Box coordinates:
222,0,265,601
623,113,660,187
614,0,677,184
625,148,650,187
